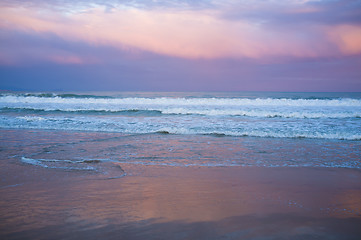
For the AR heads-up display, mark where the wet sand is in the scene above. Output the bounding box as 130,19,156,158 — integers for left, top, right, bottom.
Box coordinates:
1,129,361,239
1,161,361,240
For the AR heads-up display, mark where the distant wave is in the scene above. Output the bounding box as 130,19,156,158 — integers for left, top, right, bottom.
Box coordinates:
1,95,361,106
2,92,361,100
0,93,114,99
160,108,360,118
1,95,360,119
1,106,360,119
1,107,163,116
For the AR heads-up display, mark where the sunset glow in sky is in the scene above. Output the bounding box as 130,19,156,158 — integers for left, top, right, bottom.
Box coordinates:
1,0,361,91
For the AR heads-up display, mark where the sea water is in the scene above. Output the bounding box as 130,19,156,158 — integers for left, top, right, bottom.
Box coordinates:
0,91,360,171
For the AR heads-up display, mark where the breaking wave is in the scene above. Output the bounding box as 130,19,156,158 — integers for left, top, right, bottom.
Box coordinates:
1,94,360,119
1,94,361,106
1,92,360,141
1,107,360,118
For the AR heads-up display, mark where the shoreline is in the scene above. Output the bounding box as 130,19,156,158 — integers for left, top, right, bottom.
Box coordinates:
1,129,361,239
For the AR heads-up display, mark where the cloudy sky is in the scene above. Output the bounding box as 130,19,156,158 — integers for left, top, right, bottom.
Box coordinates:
1,0,361,91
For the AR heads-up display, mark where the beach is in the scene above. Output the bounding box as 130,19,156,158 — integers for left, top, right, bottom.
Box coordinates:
2,0,361,238
1,92,360,239
1,129,361,240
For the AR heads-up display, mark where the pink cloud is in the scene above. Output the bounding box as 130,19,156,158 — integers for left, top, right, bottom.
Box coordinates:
1,4,361,61
327,25,361,55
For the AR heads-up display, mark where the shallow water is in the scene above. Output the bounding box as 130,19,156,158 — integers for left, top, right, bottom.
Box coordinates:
0,129,360,171
1,129,361,240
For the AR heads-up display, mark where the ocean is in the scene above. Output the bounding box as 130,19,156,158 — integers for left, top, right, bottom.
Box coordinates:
0,91,360,172
1,91,361,239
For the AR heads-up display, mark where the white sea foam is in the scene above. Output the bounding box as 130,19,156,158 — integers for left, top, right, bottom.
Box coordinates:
0,113,358,140
161,108,360,118
1,94,360,140
1,95,361,107
1,95,360,118
20,157,126,178
17,116,45,121
154,128,361,140
21,157,96,170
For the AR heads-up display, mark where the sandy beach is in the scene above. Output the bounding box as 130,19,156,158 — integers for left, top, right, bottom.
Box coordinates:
1,0,361,238
1,129,361,239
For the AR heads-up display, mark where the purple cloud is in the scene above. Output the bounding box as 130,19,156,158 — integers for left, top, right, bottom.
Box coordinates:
0,0,360,91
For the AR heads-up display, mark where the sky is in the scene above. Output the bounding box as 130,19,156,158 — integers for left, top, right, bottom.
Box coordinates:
0,0,361,92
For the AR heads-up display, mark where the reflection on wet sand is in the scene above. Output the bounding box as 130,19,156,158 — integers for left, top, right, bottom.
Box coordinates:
1,164,361,239
1,129,361,239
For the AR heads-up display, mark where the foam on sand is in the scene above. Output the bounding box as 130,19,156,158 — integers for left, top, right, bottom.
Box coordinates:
21,157,126,179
